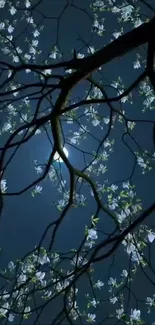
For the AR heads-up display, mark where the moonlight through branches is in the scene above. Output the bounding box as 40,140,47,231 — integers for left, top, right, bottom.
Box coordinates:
0,0,155,324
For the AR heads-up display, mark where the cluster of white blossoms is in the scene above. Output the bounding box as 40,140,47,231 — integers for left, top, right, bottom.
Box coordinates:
0,244,107,323
136,151,153,174
111,76,132,104
84,104,110,128
139,78,155,111
57,190,86,211
122,233,143,264
92,0,143,27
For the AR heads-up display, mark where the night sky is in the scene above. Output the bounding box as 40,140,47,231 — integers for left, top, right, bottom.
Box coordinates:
0,0,155,324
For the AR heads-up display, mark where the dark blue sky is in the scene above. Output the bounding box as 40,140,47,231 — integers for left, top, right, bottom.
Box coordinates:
0,0,155,324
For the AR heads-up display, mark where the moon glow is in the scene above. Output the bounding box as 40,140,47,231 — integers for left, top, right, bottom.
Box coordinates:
53,147,69,163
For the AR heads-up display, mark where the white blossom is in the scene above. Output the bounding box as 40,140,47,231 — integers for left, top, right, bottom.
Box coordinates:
121,269,128,277
109,199,118,210
143,96,155,108
32,39,39,47
103,117,110,124
111,80,119,88
137,157,147,170
128,121,136,130
87,229,98,241
35,129,41,135
110,297,118,305
117,210,127,223
43,69,52,75
8,25,14,33
87,313,96,323
12,290,19,299
21,261,33,273
8,261,15,272
77,53,84,58
43,290,52,299
10,85,19,97
90,298,99,308
111,6,120,14
2,122,12,132
33,29,40,37
71,255,87,267
134,18,143,28
87,46,95,54
101,151,108,160
84,240,93,249
126,242,135,255
130,309,141,322
38,254,50,265
116,308,124,319
36,271,45,281
1,179,7,193
93,17,105,36
18,273,27,284
0,302,9,316
9,6,16,15
0,0,5,8
0,22,5,30
35,165,43,174
111,184,118,192
108,277,117,287
34,185,42,194
49,52,57,59
20,113,28,123
131,250,143,264
24,53,31,60
122,181,130,189
16,47,22,54
24,306,31,313
29,46,36,55
8,70,13,78
113,30,122,39
8,314,15,322
7,35,13,41
95,279,104,289
148,232,155,243
146,296,154,307
92,118,100,126
121,5,134,21
2,291,10,300
25,0,31,7
110,296,118,304
97,164,107,174
27,17,34,24
12,55,19,63
133,60,141,69
104,139,111,148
